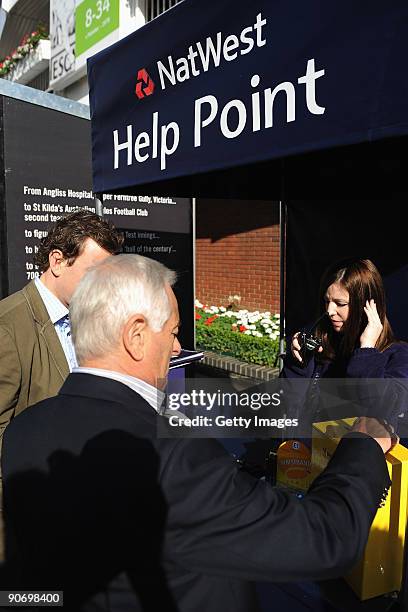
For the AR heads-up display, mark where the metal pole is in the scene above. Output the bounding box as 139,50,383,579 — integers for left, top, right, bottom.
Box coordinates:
94,193,103,217
278,200,286,372
192,197,196,349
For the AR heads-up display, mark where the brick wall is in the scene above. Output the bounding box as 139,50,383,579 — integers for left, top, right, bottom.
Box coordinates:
195,199,280,313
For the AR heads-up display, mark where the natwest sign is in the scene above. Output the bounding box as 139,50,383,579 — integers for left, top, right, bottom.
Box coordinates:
135,69,155,99
156,13,266,90
115,11,325,172
117,55,325,171
88,0,408,194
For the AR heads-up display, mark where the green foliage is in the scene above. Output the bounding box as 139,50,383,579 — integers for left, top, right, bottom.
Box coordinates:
196,322,279,367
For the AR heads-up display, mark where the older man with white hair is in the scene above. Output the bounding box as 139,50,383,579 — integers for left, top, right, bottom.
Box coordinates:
1,254,393,612
71,252,181,394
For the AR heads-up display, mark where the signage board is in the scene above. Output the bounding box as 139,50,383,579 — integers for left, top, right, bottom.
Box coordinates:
50,0,76,87
88,0,408,193
0,91,194,347
76,0,119,57
50,0,120,89
0,96,96,293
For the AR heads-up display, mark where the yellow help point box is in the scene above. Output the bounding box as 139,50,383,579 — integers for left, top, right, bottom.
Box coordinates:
311,418,408,600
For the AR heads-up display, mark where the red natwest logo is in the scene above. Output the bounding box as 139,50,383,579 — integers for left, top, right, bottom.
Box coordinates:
135,69,155,99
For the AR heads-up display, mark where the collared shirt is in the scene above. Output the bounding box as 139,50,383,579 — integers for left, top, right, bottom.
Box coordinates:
34,277,78,371
72,367,165,413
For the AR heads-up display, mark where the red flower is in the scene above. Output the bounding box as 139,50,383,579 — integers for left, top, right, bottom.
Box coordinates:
195,312,201,320
204,315,218,326
239,325,247,332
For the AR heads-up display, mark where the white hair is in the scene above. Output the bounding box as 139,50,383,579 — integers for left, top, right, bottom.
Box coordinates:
70,254,176,364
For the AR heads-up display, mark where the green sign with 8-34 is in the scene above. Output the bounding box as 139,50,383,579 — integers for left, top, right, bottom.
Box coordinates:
75,0,119,57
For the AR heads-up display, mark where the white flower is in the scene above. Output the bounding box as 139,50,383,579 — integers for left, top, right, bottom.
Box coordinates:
249,315,261,323
244,330,252,335
195,303,282,337
248,313,261,320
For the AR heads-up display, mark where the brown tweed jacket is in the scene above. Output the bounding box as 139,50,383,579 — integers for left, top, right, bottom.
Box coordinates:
0,280,69,443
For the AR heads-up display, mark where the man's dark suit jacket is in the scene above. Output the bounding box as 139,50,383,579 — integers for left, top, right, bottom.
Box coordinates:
1,373,390,612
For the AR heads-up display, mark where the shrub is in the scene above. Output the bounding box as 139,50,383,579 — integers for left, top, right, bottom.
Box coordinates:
195,302,280,367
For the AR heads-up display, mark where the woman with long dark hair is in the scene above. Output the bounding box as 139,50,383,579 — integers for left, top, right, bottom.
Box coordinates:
281,259,408,432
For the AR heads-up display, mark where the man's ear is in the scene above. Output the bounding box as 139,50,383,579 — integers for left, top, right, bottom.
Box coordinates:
48,249,66,277
123,314,147,361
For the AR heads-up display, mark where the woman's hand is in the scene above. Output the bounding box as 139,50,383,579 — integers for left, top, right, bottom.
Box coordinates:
360,299,383,348
291,332,322,363
291,332,303,362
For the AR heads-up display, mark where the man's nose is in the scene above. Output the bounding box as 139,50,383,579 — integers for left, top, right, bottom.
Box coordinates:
173,337,182,356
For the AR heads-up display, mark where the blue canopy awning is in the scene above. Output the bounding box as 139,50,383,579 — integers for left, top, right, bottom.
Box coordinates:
88,0,408,194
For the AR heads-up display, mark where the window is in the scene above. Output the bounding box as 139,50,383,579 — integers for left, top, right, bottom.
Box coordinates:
146,0,183,22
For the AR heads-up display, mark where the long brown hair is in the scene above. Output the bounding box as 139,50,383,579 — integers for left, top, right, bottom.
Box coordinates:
315,259,395,361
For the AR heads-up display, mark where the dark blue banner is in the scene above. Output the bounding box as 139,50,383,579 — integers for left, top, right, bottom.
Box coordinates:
88,0,408,193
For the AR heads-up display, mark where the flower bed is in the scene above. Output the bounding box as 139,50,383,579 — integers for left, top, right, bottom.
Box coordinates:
0,26,48,77
195,301,280,367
